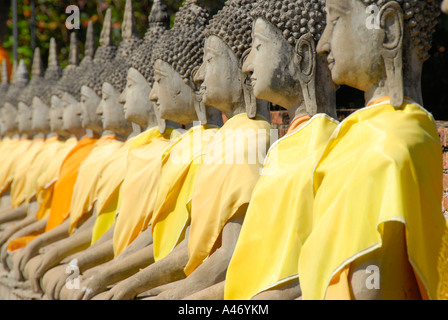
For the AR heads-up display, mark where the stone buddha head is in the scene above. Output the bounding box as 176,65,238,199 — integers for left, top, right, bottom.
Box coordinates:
32,38,63,135
150,0,223,128
17,47,48,137
1,60,28,136
80,11,117,134
97,0,142,137
193,0,271,121
240,0,336,119
119,0,171,131
49,95,66,135
317,0,440,107
52,32,86,138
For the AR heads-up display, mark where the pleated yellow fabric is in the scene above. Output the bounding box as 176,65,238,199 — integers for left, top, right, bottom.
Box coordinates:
112,127,181,257
151,125,219,261
69,135,123,233
89,138,135,244
45,136,98,232
91,186,120,245
94,138,135,216
224,114,339,300
34,137,78,220
184,113,272,276
0,138,32,196
298,98,446,300
23,136,64,205
10,138,45,208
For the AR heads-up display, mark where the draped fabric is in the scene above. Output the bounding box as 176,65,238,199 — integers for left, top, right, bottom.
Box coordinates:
298,97,446,300
69,135,122,233
225,114,339,300
44,136,98,232
184,113,272,276
22,136,65,205
89,138,135,244
112,127,181,257
151,125,219,261
9,138,45,208
0,138,32,196
8,136,96,251
34,137,78,220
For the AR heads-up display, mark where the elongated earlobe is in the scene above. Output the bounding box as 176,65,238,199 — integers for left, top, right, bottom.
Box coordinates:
295,33,317,116
379,1,404,107
240,48,257,119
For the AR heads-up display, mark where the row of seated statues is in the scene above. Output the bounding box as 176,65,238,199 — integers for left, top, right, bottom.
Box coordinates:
0,0,446,300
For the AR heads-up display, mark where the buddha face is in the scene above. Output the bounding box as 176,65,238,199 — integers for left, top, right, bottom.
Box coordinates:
1,102,18,133
242,18,303,110
150,59,198,125
80,86,103,132
97,82,131,136
31,97,50,134
17,102,33,135
62,92,82,134
119,67,152,128
194,36,244,113
317,0,386,92
50,95,64,134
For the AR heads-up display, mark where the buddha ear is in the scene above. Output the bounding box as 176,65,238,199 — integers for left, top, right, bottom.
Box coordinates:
379,1,404,107
240,48,257,119
295,33,317,116
154,101,166,134
191,66,208,125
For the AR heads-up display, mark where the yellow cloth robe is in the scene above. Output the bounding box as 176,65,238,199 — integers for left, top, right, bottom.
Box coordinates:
298,97,446,300
90,138,135,244
34,137,78,220
0,137,32,196
151,125,219,261
112,127,181,257
184,113,272,276
10,138,45,208
22,136,65,205
7,136,97,251
224,114,339,300
44,136,98,231
69,135,123,233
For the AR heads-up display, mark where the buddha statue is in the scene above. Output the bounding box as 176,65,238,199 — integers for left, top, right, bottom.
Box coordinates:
61,1,217,301
0,60,29,214
22,1,143,296
36,1,174,300
224,0,339,300
3,28,106,285
0,39,79,265
297,0,444,300
99,0,271,300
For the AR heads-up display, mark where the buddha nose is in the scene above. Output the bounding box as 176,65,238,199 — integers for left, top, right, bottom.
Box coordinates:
149,84,158,103
242,49,254,76
316,28,331,56
96,100,104,116
119,87,127,104
193,63,205,85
